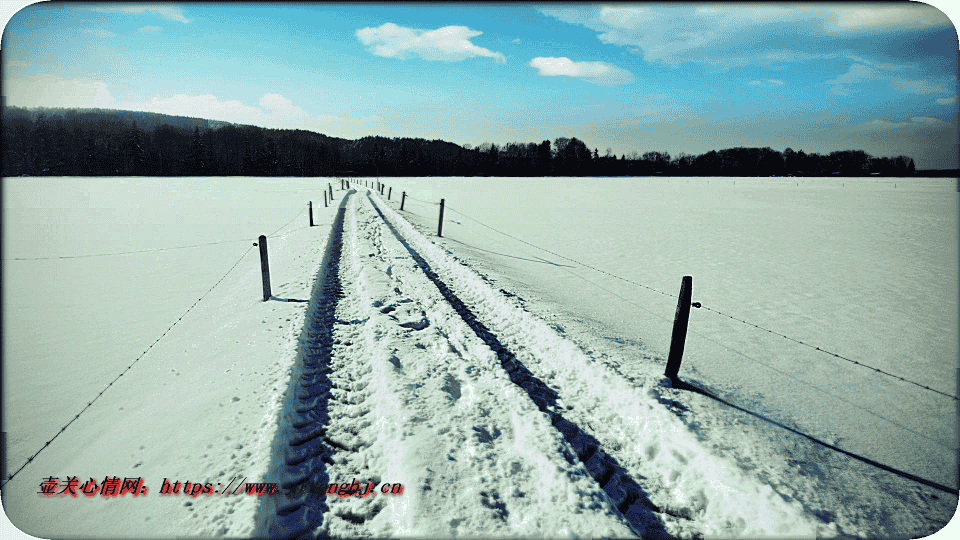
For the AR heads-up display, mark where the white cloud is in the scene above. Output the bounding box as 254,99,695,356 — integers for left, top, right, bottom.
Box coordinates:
863,117,949,130
115,93,312,130
893,79,947,94
828,5,952,34
748,79,784,88
6,60,29,67
139,26,163,33
865,119,913,129
258,93,308,119
826,64,874,95
120,93,389,139
825,60,946,96
828,63,874,84
841,54,901,71
129,94,263,122
596,6,656,30
356,23,506,63
83,28,117,38
911,116,946,126
529,57,634,86
937,96,957,105
4,75,118,108
79,4,190,23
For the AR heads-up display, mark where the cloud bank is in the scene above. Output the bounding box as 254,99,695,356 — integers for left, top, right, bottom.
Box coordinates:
538,5,952,68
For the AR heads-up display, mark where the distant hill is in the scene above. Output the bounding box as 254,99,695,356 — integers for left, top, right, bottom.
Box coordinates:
2,105,244,132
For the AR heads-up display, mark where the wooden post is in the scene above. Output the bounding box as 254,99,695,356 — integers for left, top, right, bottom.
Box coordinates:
258,235,271,302
401,192,406,211
664,276,692,380
381,184,385,195
438,198,445,237
341,178,344,190
388,186,392,200
309,201,314,226
328,183,333,201
324,190,328,207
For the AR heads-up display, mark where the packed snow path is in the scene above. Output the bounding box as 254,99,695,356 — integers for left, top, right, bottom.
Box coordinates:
260,189,829,539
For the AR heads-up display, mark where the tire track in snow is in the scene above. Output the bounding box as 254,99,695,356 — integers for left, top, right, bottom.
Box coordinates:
328,193,634,537
267,196,349,539
366,194,675,538
367,193,830,538
270,190,636,538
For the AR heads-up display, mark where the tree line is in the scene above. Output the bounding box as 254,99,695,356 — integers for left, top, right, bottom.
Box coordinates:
2,106,916,177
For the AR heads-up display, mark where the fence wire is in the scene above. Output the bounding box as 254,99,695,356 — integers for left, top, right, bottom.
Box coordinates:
3,205,311,262
2,203,312,487
437,201,958,402
372,185,960,495
2,242,256,488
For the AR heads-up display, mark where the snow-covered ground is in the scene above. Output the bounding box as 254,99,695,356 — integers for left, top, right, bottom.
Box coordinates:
387,176,959,486
2,176,957,539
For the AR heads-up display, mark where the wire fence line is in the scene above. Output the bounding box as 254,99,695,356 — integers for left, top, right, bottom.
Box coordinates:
268,205,307,237
406,194,440,205
2,238,253,261
395,196,959,403
3,205,310,262
444,203,958,448
2,202,322,487
697,304,959,401
444,200,958,446
2,242,258,488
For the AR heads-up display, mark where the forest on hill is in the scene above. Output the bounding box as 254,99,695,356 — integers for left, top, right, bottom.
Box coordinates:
2,106,918,178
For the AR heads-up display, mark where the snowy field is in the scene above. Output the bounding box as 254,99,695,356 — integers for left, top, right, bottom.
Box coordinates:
2,176,957,539
387,176,959,486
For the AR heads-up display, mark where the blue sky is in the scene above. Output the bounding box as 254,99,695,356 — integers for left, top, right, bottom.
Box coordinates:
2,2,958,168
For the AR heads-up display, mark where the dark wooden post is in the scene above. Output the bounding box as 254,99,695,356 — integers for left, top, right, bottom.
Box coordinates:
438,198,445,237
401,192,406,211
341,178,344,190
665,276,693,380
380,184,384,195
324,190,328,207
309,201,314,226
328,183,333,201
388,187,392,200
258,235,271,302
